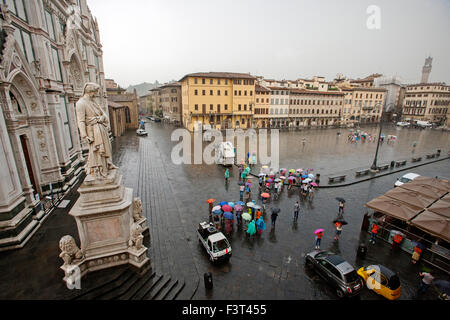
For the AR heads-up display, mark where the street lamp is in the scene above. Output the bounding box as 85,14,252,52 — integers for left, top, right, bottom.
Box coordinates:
370,102,395,171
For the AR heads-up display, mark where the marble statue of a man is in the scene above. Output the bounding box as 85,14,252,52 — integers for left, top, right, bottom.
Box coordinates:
76,82,117,179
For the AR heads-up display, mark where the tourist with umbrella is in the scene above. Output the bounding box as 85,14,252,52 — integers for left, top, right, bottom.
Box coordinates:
261,192,270,203
206,198,215,221
224,168,229,182
242,211,252,231
256,217,266,235
314,229,324,249
271,207,280,227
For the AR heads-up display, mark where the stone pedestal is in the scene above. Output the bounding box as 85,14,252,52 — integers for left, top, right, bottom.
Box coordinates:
59,169,149,287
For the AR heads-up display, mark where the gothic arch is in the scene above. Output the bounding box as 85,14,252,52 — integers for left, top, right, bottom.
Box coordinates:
68,52,85,94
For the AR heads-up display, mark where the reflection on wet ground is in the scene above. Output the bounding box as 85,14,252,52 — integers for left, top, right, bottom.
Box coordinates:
113,122,449,300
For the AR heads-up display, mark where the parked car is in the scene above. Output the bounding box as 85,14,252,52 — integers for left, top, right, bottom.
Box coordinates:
394,172,420,187
305,250,363,298
396,121,410,127
416,120,432,128
146,116,154,121
153,117,161,122
357,264,401,300
136,128,148,136
197,222,231,263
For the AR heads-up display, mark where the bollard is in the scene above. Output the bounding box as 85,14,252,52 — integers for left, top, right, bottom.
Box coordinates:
316,173,320,185
357,243,367,259
204,272,213,289
390,161,395,168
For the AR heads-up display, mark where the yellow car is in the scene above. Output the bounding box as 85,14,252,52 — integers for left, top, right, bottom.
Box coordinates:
357,264,401,300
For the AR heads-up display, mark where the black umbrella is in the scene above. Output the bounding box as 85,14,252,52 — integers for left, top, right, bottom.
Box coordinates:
433,280,450,295
335,197,346,203
271,207,280,214
333,218,348,225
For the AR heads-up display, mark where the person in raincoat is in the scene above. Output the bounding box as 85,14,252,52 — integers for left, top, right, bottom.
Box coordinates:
247,220,256,238
256,217,266,235
255,210,262,221
224,168,229,182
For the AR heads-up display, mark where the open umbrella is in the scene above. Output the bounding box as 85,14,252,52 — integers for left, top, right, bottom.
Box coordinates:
314,228,324,234
333,218,348,225
242,212,252,221
280,168,287,172
261,193,270,198
271,207,280,214
280,176,286,180
228,202,235,208
259,173,266,177
289,169,295,173
301,174,309,179
234,204,243,212
335,197,346,203
274,178,281,182
296,168,303,172
223,211,234,220
269,173,275,178
247,202,255,208
303,178,312,183
308,173,315,179
213,209,223,215
222,205,233,212
245,181,252,187
212,205,221,212
253,204,262,210
288,176,296,181
206,198,215,204
219,201,228,206
311,182,318,187
267,178,273,183
236,201,245,206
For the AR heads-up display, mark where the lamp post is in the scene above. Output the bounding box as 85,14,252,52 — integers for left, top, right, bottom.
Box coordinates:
370,102,394,171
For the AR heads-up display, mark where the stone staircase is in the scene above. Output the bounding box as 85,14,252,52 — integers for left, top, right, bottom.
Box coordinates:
69,265,185,300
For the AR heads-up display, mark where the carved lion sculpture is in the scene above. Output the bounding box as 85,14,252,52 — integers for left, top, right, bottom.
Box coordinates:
132,197,143,222
59,235,84,266
128,222,143,251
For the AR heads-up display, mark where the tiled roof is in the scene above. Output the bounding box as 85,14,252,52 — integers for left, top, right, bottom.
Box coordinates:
108,93,136,102
179,72,256,82
107,100,125,109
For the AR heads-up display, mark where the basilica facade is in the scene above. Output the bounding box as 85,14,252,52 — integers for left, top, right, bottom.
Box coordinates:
0,0,107,250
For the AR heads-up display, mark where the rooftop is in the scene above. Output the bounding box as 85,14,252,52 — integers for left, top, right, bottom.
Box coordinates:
179,72,256,82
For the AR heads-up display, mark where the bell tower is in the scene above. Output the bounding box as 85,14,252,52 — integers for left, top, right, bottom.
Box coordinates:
421,56,432,83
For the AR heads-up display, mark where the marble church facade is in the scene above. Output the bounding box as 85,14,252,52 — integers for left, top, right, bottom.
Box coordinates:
0,0,107,250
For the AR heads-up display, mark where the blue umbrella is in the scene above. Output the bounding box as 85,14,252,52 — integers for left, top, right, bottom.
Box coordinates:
219,201,228,206
228,202,235,208
301,174,308,178
213,209,223,215
236,201,245,206
223,212,234,220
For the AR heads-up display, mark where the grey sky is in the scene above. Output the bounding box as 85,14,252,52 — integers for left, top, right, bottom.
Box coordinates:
87,0,450,88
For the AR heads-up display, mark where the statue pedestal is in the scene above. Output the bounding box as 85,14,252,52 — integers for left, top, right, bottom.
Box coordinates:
59,169,149,287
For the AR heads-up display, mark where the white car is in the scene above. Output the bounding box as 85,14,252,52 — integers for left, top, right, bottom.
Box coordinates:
395,173,420,187
396,121,410,127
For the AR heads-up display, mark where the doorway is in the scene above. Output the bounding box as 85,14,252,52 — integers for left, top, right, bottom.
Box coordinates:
20,134,39,197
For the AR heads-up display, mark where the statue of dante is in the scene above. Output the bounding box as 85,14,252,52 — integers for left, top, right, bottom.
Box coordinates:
76,82,117,179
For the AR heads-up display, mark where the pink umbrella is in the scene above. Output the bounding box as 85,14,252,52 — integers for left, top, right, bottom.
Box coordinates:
314,228,324,234
222,205,233,212
234,204,243,211
212,205,221,212
267,178,273,183
311,182,318,187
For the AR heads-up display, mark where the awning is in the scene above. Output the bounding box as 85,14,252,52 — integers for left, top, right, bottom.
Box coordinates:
399,182,447,199
383,187,436,209
427,201,450,218
365,195,423,222
413,176,450,192
410,210,450,243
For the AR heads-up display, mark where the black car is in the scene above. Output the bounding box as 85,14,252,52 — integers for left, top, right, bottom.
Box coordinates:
305,250,363,298
154,117,161,122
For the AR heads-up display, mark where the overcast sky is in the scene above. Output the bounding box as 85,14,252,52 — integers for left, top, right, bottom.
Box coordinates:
87,0,450,88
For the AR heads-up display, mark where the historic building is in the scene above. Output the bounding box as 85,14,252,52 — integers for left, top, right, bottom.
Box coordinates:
138,92,152,115
288,89,344,128
268,87,290,128
341,87,386,126
401,83,449,125
349,73,382,88
179,72,256,131
158,82,181,124
0,0,106,250
106,79,139,130
253,84,270,128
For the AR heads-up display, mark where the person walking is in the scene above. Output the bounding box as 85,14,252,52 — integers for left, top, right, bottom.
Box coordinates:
293,201,300,222
338,201,345,215
308,186,315,201
239,184,245,200
271,211,278,227
369,221,379,244
334,222,343,240
224,168,229,182
418,271,434,295
315,231,323,249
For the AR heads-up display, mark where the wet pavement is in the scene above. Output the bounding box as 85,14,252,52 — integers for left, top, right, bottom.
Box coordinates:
115,121,449,300
0,122,448,300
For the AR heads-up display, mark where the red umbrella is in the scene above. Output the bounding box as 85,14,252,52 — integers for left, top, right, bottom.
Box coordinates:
261,193,270,198
314,228,324,234
222,205,233,212
206,198,215,204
